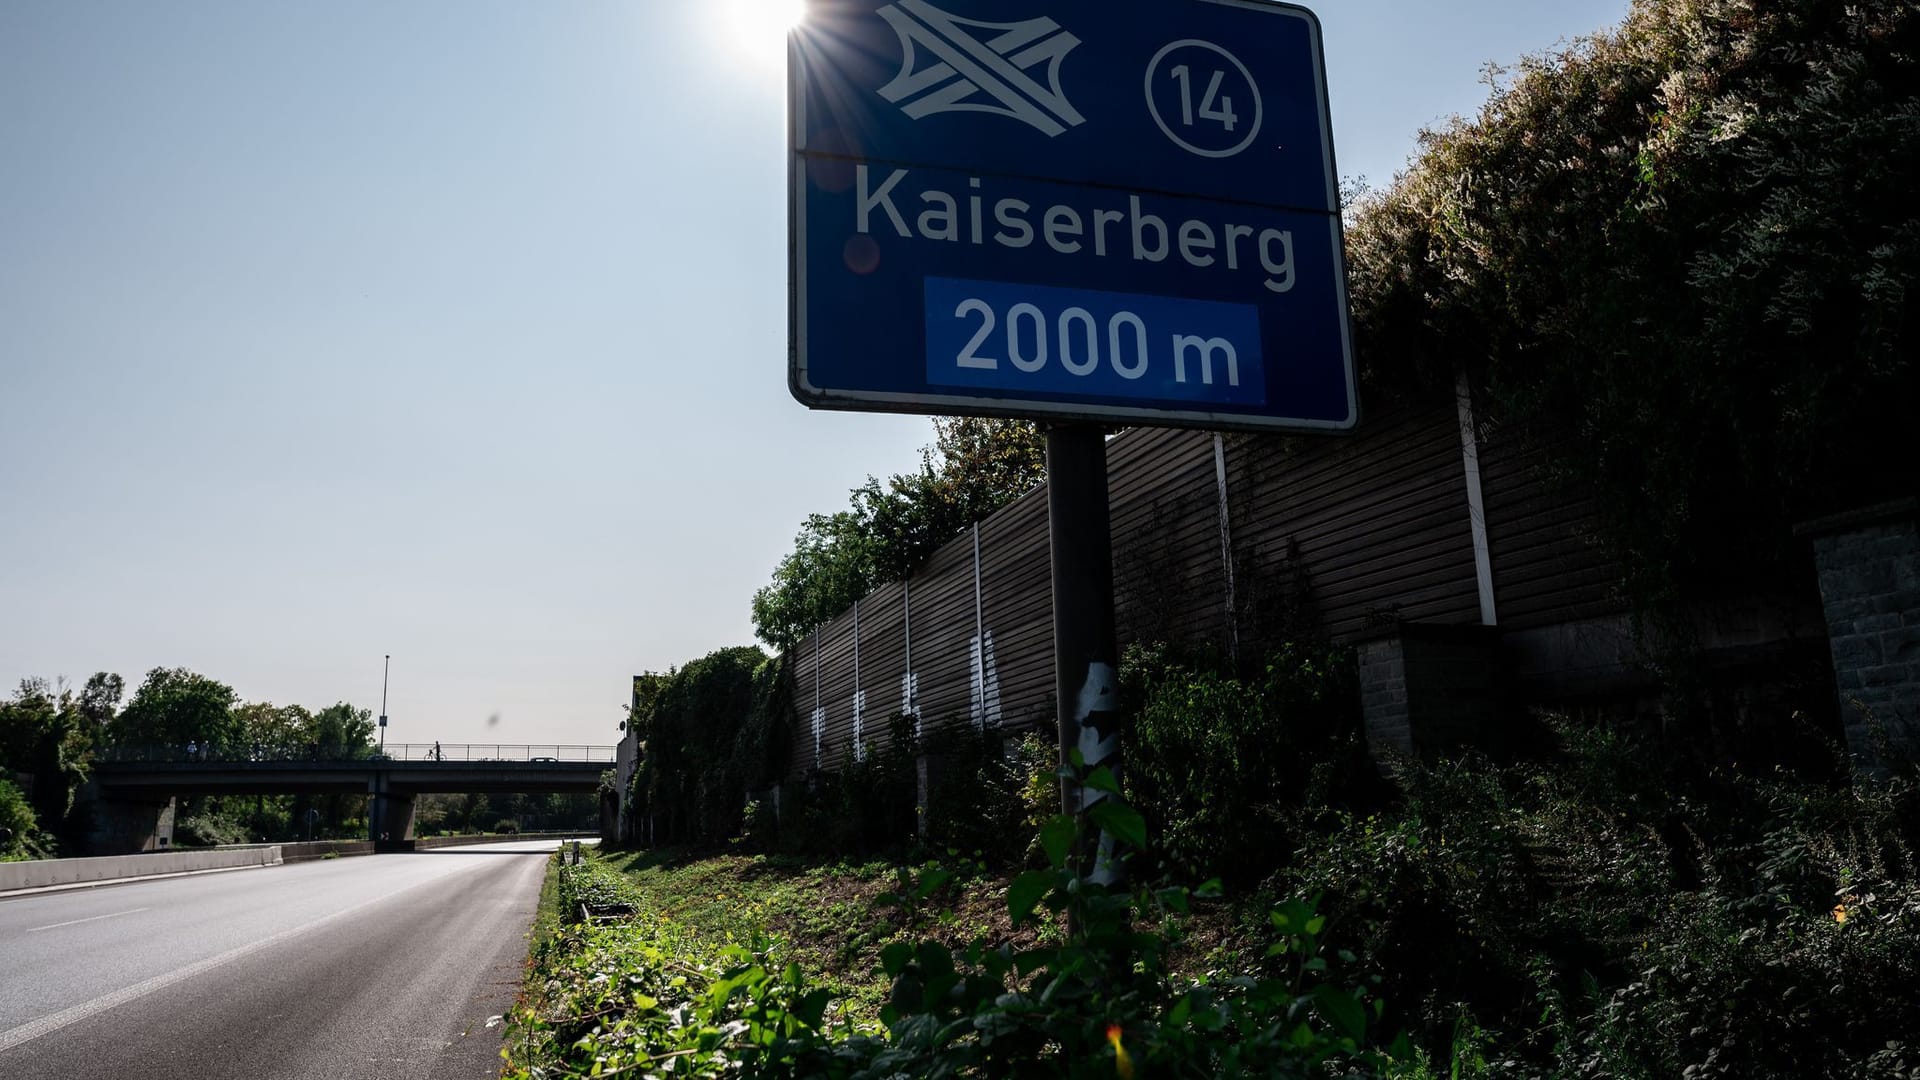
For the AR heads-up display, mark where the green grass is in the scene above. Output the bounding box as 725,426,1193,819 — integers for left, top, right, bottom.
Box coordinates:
585,842,1274,1026
596,848,896,1018
526,850,567,951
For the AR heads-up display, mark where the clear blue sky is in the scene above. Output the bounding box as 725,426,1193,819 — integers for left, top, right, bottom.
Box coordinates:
0,0,1627,747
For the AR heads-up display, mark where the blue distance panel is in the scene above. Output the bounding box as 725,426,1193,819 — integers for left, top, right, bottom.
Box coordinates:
923,277,1266,408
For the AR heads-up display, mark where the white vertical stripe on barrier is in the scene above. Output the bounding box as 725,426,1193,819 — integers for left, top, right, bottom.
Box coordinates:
1214,433,1239,659
812,626,824,766
1456,371,1499,627
902,578,920,738
971,523,985,730
972,523,984,648
852,600,863,761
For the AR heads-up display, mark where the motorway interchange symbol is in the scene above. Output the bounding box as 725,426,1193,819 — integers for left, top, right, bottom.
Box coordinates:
876,0,1085,137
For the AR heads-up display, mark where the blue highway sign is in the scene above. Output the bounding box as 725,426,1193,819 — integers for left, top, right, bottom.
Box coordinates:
790,0,1356,432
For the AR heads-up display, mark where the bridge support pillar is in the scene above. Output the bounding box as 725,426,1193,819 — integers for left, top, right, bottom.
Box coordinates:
82,785,175,855
369,773,416,851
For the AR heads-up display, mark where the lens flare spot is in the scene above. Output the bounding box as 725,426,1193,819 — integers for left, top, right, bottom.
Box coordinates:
844,234,881,275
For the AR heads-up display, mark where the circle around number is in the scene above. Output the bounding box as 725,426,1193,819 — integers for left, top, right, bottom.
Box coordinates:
1144,39,1263,160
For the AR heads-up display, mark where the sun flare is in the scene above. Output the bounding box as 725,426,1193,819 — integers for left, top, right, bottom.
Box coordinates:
717,0,808,70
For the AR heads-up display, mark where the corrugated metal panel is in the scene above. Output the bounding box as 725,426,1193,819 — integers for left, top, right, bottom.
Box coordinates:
1111,429,1226,649
858,579,909,754
978,485,1055,732
1477,423,1626,630
816,604,859,768
785,631,820,778
907,535,979,736
1227,400,1481,642
774,394,1623,783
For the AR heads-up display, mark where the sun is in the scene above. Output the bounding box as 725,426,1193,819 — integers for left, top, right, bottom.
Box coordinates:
717,0,808,71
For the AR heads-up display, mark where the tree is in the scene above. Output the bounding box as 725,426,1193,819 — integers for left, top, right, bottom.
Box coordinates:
232,701,311,760
305,703,377,760
857,416,1047,580
751,509,878,653
75,672,123,749
753,417,1045,650
1345,0,1919,628
0,680,92,841
0,779,43,861
449,793,491,834
629,646,770,845
114,668,239,755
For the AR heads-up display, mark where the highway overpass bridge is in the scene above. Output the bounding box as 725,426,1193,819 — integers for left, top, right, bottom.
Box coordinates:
85,744,614,853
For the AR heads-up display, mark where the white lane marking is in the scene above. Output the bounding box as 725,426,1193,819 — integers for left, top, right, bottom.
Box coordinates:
25,908,151,933
0,852,528,1056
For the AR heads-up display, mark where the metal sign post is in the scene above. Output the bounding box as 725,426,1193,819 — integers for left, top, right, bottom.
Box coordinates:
1046,423,1124,886
378,653,390,754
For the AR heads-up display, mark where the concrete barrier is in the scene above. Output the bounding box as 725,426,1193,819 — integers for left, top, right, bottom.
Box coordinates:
0,846,282,892
413,831,591,850
278,840,376,863
0,833,603,894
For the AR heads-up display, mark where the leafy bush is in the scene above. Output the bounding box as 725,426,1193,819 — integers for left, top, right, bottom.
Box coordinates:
919,724,1057,866
555,855,642,921
771,717,1056,866
864,796,1401,1078
771,715,917,858
1287,718,1920,1077
1125,640,1374,883
174,812,250,848
628,647,780,846
0,779,46,861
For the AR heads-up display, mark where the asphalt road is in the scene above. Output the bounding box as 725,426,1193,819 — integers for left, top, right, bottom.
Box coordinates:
0,839,573,1080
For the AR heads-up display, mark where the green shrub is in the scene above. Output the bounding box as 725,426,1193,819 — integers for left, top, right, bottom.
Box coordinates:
774,714,919,858
0,779,46,861
920,724,1057,866
174,812,250,848
1287,719,1920,1077
555,855,642,921
1124,640,1374,883
627,647,785,847
771,716,1056,866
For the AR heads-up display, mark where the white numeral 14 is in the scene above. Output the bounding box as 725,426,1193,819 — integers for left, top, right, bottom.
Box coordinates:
1170,65,1237,131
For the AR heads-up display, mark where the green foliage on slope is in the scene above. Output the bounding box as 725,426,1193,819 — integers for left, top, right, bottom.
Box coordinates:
1347,0,1920,625
628,646,788,846
508,810,1402,1078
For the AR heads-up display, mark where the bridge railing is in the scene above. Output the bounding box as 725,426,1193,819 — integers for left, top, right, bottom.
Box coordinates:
380,744,616,764
96,743,617,765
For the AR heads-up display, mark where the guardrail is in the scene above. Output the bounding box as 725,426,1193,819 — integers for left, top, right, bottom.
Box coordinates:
379,744,615,764
95,743,617,765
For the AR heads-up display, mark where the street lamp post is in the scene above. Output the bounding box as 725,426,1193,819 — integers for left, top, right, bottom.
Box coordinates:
379,654,390,754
